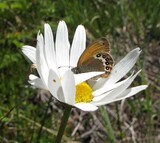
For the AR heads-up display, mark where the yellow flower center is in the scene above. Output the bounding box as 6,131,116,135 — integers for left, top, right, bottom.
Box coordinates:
75,82,93,103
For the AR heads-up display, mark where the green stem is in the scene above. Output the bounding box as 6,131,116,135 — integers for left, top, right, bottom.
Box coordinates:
55,105,72,143
100,106,116,143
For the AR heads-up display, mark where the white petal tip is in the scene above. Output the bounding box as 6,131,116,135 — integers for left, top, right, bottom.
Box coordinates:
74,103,98,111
77,25,85,29
136,47,141,53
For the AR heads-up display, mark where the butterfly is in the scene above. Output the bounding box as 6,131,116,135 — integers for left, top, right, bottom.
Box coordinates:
72,37,114,79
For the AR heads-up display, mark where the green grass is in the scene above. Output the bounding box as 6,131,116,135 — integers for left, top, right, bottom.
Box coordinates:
0,0,160,142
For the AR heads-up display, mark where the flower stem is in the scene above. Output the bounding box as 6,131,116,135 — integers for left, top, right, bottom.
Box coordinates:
100,106,116,143
55,105,72,143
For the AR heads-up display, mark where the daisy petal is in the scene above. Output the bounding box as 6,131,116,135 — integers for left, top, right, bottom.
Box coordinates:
74,103,98,111
56,21,70,67
58,67,70,78
61,70,76,105
74,72,104,85
22,46,36,63
28,74,47,89
93,85,148,106
93,48,141,89
48,70,65,102
93,71,134,96
70,25,86,67
44,24,58,73
36,33,49,86
109,85,148,103
106,48,141,84
92,70,141,104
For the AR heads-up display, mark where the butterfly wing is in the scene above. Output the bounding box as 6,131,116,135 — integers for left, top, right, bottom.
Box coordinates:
76,37,114,78
78,37,110,65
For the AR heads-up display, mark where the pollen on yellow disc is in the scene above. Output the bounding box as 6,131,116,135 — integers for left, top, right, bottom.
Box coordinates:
75,82,93,103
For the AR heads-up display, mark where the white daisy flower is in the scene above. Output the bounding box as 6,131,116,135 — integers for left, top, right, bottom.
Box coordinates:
22,21,148,112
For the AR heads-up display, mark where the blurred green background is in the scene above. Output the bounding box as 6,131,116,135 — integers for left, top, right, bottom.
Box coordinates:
0,0,160,142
